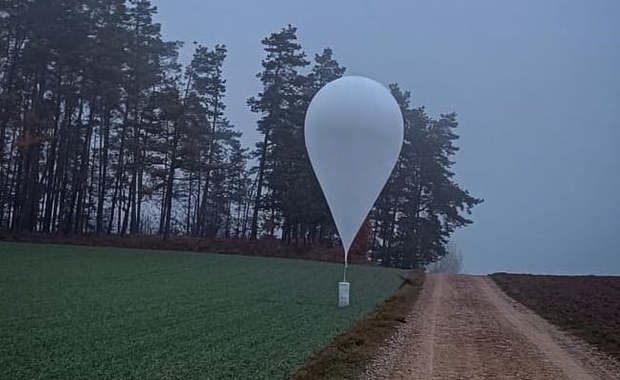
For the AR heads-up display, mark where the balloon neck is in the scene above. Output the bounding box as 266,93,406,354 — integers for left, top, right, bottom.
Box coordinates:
343,261,348,282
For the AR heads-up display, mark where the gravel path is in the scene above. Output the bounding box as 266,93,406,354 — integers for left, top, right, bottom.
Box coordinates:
361,274,620,380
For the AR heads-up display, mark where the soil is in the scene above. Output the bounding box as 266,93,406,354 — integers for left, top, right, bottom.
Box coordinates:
361,274,620,380
491,273,620,360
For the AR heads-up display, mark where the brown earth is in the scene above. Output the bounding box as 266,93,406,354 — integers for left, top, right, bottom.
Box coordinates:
491,273,620,360
362,274,620,380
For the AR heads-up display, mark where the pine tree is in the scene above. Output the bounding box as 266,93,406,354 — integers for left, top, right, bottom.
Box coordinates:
248,25,309,240
188,44,228,236
279,47,346,246
111,0,181,236
371,84,483,268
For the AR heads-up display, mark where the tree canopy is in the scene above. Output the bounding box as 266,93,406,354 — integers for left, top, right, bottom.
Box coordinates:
0,1,481,268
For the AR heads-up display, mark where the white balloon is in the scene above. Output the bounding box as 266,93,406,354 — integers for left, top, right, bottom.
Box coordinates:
305,76,404,263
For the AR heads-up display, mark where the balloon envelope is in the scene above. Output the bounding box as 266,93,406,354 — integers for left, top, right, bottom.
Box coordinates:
305,76,404,262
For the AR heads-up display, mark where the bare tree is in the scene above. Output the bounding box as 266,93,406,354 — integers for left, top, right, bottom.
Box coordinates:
427,243,464,273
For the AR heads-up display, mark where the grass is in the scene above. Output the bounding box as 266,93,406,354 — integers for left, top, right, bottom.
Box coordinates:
0,242,404,380
293,272,424,380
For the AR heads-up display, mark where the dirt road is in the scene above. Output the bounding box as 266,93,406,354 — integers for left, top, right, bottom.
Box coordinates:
362,274,620,380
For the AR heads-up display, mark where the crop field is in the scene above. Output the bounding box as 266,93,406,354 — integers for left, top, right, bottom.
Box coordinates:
491,273,620,360
0,242,404,379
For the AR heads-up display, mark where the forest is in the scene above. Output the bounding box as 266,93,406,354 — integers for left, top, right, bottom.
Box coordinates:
0,0,482,268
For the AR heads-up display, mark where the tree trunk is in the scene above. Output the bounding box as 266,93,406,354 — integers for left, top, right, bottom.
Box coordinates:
163,123,179,241
96,110,111,234
250,133,269,240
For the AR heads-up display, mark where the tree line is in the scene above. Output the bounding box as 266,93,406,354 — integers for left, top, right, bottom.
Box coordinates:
0,0,481,268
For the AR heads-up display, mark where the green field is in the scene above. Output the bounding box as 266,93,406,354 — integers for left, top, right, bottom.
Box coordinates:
0,242,403,379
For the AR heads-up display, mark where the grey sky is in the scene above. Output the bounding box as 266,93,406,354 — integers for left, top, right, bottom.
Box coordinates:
152,0,620,275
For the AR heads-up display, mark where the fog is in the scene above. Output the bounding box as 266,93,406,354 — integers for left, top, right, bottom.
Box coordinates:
153,0,620,275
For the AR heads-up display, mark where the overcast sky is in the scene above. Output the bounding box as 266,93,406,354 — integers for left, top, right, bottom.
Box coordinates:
152,0,620,275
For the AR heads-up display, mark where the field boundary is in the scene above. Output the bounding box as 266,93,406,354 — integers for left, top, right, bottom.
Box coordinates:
0,233,371,265
292,271,425,380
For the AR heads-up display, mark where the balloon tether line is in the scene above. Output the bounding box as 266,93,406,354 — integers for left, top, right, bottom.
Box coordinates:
343,254,348,282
